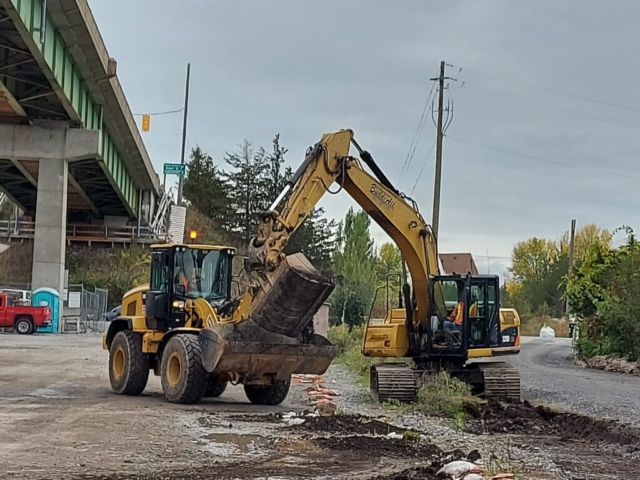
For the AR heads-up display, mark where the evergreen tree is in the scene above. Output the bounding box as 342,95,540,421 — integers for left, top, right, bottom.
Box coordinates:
224,140,270,245
183,146,232,229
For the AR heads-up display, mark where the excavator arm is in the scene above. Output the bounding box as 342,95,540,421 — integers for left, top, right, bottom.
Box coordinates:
247,129,439,337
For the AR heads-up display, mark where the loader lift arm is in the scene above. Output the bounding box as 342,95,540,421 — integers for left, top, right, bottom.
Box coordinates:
247,129,439,336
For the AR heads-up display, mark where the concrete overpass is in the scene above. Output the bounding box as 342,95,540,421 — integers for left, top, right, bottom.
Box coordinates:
0,0,166,309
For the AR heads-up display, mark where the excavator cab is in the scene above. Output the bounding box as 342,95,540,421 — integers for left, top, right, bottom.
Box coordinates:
428,275,503,358
145,245,235,331
427,275,517,359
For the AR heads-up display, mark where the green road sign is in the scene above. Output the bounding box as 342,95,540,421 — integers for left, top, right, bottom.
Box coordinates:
163,163,186,175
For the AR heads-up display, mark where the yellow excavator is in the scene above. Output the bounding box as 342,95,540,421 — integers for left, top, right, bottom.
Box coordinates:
246,129,522,402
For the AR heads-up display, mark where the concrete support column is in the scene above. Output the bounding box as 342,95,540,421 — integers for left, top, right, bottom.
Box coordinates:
31,158,68,331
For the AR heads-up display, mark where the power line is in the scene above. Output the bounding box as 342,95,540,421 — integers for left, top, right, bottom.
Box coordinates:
447,135,640,181
457,66,640,114
409,138,436,197
460,84,640,131
133,108,183,116
398,74,437,187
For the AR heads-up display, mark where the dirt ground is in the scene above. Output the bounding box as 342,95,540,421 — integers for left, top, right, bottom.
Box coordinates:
0,334,638,479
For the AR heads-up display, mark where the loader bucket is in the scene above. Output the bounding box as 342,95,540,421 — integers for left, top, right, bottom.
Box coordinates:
199,319,338,382
250,253,335,338
199,328,227,373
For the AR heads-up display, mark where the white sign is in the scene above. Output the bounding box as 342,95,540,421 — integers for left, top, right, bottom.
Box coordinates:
68,292,81,309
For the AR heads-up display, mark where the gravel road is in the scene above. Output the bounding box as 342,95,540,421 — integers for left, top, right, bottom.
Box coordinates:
508,336,640,425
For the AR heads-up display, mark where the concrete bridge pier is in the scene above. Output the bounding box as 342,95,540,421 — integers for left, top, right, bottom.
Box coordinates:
32,157,68,308
0,124,101,329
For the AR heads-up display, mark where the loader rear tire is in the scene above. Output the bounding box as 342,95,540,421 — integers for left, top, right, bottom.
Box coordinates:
161,334,207,404
204,379,227,398
109,330,149,396
244,377,291,405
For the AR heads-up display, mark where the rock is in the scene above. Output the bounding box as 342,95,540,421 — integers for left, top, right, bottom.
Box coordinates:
436,460,483,479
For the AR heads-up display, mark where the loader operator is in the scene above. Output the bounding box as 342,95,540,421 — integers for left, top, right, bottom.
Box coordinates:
174,264,197,294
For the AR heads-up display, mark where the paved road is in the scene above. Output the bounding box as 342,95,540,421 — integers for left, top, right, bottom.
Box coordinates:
508,336,640,425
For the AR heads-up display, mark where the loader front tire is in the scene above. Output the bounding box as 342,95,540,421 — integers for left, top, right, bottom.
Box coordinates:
161,334,207,404
244,377,291,405
204,378,227,398
109,330,149,396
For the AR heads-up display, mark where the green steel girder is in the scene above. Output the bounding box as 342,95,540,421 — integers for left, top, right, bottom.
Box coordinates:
69,159,129,217
0,158,35,212
0,0,139,214
0,156,129,220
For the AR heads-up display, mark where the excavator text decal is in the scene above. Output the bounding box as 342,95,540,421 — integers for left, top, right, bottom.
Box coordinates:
370,183,396,210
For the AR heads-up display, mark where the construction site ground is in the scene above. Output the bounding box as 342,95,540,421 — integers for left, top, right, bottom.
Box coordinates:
0,334,638,480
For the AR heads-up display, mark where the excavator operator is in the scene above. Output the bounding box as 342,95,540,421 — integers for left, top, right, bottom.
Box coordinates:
444,293,478,331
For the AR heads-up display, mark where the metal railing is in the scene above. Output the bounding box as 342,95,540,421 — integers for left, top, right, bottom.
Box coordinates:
0,219,160,243
66,284,109,333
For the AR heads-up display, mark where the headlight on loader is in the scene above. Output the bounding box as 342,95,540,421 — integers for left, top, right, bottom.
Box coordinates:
172,300,185,309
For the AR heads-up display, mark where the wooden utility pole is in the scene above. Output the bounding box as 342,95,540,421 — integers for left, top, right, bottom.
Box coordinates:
565,218,577,316
176,63,191,206
431,61,448,239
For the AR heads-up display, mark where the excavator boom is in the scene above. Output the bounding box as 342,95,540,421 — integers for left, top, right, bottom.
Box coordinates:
248,130,437,342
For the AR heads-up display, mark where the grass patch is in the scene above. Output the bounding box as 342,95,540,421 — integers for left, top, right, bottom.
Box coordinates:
328,325,479,422
414,371,479,420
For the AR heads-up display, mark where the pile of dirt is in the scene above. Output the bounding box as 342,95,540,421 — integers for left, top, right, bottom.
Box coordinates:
315,434,440,458
466,400,640,449
289,414,404,435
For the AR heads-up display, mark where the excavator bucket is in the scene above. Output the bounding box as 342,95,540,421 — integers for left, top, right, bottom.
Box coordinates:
199,319,338,381
249,253,335,338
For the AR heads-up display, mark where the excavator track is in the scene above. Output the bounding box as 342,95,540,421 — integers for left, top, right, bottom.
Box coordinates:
370,361,522,403
476,362,521,400
370,364,417,403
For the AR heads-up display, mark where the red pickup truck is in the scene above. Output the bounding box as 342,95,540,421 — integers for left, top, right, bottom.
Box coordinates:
0,294,52,334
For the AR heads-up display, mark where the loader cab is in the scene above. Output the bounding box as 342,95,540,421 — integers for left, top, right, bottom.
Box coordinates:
428,274,501,358
145,244,235,331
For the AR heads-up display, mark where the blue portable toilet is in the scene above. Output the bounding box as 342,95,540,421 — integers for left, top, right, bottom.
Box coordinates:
32,288,60,333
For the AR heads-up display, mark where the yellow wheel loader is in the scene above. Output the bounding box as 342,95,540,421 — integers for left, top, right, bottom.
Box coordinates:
246,129,522,402
103,244,337,405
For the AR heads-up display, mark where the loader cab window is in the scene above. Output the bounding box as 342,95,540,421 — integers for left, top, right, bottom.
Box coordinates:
173,247,233,303
150,249,171,292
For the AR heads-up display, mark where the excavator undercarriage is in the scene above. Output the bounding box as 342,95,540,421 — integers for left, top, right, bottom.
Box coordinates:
370,361,521,403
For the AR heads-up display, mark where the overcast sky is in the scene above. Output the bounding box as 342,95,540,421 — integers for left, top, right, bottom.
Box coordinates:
90,1,640,278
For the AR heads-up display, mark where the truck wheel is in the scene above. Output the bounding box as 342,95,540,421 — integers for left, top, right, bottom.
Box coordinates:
244,377,291,405
204,378,228,398
15,318,33,335
109,330,149,395
161,334,207,404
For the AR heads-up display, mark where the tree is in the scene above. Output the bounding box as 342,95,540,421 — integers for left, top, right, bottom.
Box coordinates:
183,146,232,229
505,225,613,319
559,223,612,264
261,134,289,203
284,207,337,274
374,243,403,311
330,208,377,329
223,139,271,245
566,227,640,360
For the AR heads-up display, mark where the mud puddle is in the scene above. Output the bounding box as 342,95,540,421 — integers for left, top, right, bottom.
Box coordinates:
77,414,483,480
